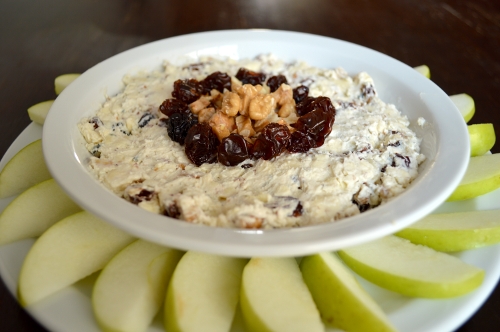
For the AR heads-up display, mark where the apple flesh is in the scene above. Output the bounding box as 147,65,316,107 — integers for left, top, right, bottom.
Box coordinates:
338,236,484,298
300,252,396,332
27,100,54,125
0,179,81,245
55,73,80,95
165,251,246,332
93,240,182,332
413,65,430,79
450,93,475,123
0,139,51,198
468,123,495,157
240,257,323,332
18,211,135,306
448,153,500,201
396,210,500,252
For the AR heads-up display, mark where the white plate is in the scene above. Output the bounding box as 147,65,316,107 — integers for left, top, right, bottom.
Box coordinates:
1,123,499,332
42,30,469,257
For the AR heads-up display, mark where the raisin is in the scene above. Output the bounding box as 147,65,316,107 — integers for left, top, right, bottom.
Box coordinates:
293,85,309,104
164,202,181,219
159,98,190,117
201,71,232,94
251,123,291,160
295,96,334,117
217,133,252,166
138,113,155,128
129,189,155,204
235,68,266,86
185,123,220,166
241,163,253,169
172,79,203,104
288,130,315,153
292,101,335,148
388,141,401,147
166,112,198,145
267,75,288,92
292,201,303,217
90,117,102,129
395,153,411,167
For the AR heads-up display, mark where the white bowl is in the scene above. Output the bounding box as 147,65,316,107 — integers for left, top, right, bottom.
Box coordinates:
43,30,469,257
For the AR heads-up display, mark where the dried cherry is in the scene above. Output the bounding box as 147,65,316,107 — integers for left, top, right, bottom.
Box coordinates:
235,68,266,86
166,112,198,145
184,123,220,166
201,71,232,94
218,133,252,166
251,123,291,160
292,106,335,148
293,85,309,104
267,75,288,92
159,98,190,117
172,79,203,104
288,130,315,153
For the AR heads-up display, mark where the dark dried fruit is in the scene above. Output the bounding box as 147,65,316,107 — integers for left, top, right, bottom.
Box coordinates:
296,96,334,117
159,98,190,117
164,202,181,219
291,97,335,149
166,112,198,145
288,130,315,153
129,189,155,204
185,123,220,166
251,123,291,160
292,202,303,217
293,85,309,104
235,68,266,86
395,153,411,167
90,117,102,129
241,163,253,169
138,113,155,128
218,133,252,166
172,79,203,104
201,71,232,94
267,75,288,92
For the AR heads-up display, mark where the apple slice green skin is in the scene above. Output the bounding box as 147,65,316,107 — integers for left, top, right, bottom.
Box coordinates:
27,100,54,125
55,73,80,95
240,257,324,332
0,178,82,246
450,93,475,123
300,252,396,332
18,211,135,307
338,236,484,298
93,240,182,332
448,153,500,201
396,210,500,252
0,139,52,198
413,65,430,79
165,251,246,332
468,123,495,157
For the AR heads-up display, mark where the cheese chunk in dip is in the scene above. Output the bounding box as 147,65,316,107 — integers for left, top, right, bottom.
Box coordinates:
78,55,425,229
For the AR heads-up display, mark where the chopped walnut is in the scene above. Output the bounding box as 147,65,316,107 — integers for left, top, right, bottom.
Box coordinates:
198,107,216,123
209,110,236,141
236,84,259,116
272,84,294,106
249,94,276,120
210,89,223,109
189,95,212,114
278,101,296,118
235,115,256,138
221,91,241,117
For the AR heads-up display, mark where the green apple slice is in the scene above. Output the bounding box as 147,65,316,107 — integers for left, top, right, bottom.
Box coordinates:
413,65,430,79
450,93,475,123
27,100,54,125
396,210,500,252
0,139,52,198
240,257,324,332
468,123,496,157
165,251,246,332
448,153,500,201
338,236,484,298
18,211,135,306
55,73,80,95
300,252,396,332
0,179,81,245
93,240,182,332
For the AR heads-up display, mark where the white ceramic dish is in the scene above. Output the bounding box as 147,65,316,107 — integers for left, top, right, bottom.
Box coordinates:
43,30,469,257
1,124,498,332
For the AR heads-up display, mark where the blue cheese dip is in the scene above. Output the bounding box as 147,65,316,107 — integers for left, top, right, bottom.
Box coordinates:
78,55,425,229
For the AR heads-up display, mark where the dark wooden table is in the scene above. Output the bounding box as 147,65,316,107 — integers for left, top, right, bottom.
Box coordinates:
1,0,499,331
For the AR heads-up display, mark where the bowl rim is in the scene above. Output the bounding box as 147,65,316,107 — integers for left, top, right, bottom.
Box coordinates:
43,29,470,257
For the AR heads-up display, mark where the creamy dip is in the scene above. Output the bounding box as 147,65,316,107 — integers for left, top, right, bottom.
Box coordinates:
78,54,425,229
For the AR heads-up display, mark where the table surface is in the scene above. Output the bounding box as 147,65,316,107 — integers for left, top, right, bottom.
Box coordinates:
1,0,500,331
